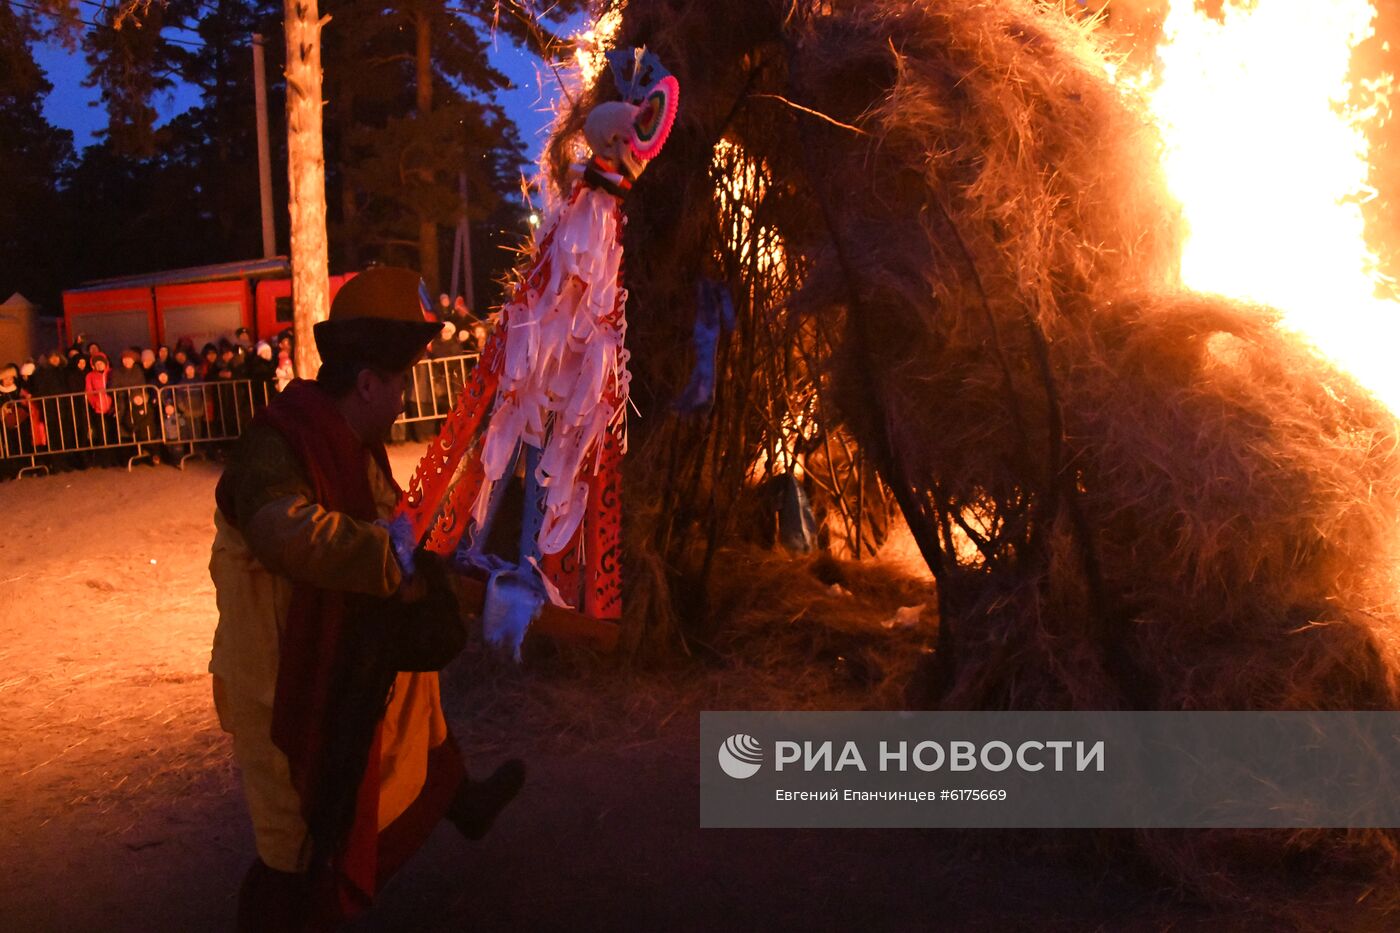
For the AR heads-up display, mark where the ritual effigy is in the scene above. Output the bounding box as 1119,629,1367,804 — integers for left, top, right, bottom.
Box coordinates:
395,47,680,657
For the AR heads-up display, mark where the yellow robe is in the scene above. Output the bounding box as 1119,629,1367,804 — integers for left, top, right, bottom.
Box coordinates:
209,423,448,872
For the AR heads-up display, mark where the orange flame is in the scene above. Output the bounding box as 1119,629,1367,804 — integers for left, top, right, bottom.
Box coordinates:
1142,1,1398,410
573,7,622,88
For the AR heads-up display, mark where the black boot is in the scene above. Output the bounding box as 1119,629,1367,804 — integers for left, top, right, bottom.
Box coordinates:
236,858,313,932
447,759,526,840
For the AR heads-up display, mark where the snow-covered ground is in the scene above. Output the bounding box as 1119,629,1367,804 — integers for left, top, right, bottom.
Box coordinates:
0,445,425,929
0,447,1355,931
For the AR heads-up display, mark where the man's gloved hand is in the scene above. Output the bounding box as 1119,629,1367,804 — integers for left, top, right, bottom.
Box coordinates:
378,512,419,581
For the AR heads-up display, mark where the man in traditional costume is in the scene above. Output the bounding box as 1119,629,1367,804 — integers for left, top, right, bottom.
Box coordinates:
209,267,523,931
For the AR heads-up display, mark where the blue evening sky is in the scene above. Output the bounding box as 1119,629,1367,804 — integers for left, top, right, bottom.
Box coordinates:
31,24,568,162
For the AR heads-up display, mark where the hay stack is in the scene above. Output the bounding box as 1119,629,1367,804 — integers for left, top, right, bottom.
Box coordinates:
548,0,1400,889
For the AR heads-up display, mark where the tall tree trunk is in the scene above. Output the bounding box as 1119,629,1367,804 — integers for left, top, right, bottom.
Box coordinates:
414,8,438,294
285,0,331,377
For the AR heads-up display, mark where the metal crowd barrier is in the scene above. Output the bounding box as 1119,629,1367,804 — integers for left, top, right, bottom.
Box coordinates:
0,380,274,476
401,352,479,424
1,353,481,480
159,380,275,467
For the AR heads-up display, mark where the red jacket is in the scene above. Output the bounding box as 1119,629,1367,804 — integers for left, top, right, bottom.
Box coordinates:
85,369,113,414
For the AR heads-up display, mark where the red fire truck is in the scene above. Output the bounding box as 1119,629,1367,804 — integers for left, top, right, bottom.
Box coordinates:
61,258,356,351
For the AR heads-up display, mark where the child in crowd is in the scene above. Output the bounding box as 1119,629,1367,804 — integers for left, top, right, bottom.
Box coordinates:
274,350,294,393
85,354,117,462
127,387,161,465
162,398,192,464
180,362,208,439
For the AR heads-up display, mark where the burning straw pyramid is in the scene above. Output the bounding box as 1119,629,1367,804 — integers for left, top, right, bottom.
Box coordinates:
543,0,1400,894
549,0,1400,707
541,0,1400,739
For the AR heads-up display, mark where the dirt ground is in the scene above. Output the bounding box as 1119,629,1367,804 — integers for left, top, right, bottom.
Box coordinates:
1,445,1397,932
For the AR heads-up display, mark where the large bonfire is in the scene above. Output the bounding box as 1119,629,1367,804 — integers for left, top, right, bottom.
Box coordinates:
537,0,1400,893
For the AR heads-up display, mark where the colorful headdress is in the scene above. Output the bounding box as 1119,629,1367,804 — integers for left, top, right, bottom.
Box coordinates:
606,47,670,104
604,47,680,164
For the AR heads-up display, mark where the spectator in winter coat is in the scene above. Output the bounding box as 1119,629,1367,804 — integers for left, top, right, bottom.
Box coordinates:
436,319,457,349
29,352,66,398
152,368,175,424
84,355,112,415
66,354,88,390
170,349,191,384
126,387,161,464
141,348,158,381
110,349,147,439
156,345,172,372
162,399,192,463
66,354,92,458
201,344,220,379
111,349,144,386
233,345,251,378
245,343,277,397
181,362,208,439
0,363,32,477
85,354,118,455
215,344,238,380
30,352,74,463
274,350,294,393
208,345,240,436
0,363,22,397
126,383,161,459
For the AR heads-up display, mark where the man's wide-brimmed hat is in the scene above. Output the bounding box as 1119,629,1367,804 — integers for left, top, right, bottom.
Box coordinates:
314,266,441,372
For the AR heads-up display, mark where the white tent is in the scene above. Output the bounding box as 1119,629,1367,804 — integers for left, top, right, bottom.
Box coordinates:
0,293,39,365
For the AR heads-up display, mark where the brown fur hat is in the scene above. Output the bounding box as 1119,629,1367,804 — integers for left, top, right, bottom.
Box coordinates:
314,267,441,373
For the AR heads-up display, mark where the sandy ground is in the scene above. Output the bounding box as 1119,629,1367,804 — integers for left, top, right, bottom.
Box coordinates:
1,445,1396,932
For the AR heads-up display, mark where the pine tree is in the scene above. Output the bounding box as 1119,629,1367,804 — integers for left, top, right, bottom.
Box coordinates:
324,0,583,297
82,0,183,158
0,6,76,312
163,1,288,262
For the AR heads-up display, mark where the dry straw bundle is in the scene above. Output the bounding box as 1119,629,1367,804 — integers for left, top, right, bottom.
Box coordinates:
545,0,1400,894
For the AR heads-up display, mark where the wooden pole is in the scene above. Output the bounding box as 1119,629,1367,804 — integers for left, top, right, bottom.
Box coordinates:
449,208,462,302
252,34,277,260
414,9,439,294
283,1,331,377
459,171,475,311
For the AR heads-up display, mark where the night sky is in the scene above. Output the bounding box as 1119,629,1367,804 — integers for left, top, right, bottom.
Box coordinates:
31,24,568,161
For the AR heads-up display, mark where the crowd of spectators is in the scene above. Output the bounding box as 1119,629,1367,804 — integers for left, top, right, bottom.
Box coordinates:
0,328,293,477
1,301,494,480
432,293,495,359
